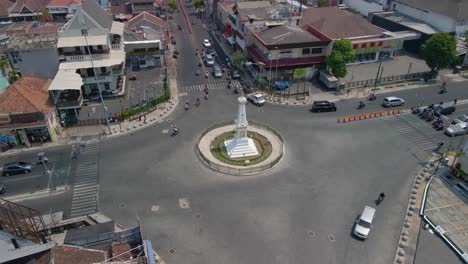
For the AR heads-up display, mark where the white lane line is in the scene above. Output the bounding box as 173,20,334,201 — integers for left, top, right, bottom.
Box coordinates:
2,174,43,182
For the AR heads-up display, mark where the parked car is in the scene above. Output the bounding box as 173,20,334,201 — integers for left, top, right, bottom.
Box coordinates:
0,182,5,194
434,105,456,117
231,69,240,79
382,96,405,107
247,93,266,106
206,48,215,56
202,39,211,48
445,122,468,137
310,101,337,112
205,54,214,66
353,206,376,239
2,161,33,176
452,114,468,124
243,86,253,95
213,65,223,78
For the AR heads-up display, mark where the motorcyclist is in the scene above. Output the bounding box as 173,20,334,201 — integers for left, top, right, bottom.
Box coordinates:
358,101,365,108
196,98,200,106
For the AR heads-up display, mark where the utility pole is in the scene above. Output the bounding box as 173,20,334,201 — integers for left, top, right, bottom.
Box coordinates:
79,15,112,135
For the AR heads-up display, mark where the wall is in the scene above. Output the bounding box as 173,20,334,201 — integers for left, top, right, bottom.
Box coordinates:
343,0,385,16
15,48,59,79
393,2,456,33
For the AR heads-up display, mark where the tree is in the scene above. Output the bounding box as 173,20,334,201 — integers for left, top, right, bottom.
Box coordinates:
231,51,248,68
316,0,326,7
192,0,204,9
325,39,354,78
421,33,457,77
7,71,19,84
39,9,53,22
168,0,177,11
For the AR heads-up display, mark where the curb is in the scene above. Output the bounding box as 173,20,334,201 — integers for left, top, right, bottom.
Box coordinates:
3,185,69,202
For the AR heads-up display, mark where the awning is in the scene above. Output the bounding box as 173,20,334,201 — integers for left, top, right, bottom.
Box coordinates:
57,35,108,48
59,50,125,70
110,21,125,36
49,70,83,91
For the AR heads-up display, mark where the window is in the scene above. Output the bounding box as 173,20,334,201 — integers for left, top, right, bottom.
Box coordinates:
311,48,322,54
97,45,103,50
302,48,310,55
75,46,81,52
100,67,107,74
104,83,110,90
81,29,88,35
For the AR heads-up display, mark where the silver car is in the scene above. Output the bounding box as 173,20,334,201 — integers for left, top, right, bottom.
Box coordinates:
452,114,468,124
213,65,222,78
205,54,214,66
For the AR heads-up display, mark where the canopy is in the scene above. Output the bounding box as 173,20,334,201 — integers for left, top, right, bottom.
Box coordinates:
48,70,83,91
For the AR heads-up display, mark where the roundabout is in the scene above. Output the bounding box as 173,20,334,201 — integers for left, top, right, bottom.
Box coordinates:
196,95,284,175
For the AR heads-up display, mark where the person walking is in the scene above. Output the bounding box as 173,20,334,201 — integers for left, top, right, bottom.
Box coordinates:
454,98,458,105
376,192,386,205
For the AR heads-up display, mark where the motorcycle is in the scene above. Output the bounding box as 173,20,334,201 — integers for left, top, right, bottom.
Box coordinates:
435,142,445,151
171,128,179,136
411,107,421,114
368,94,376,101
426,114,436,122
196,69,200,76
184,103,190,111
36,156,48,164
357,102,366,109
435,122,445,131
195,99,200,107
233,88,239,94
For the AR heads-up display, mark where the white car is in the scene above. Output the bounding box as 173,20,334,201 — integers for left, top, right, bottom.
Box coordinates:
445,122,468,137
247,93,266,106
353,206,376,239
203,39,211,48
452,114,468,124
205,54,214,66
383,96,405,107
213,65,222,78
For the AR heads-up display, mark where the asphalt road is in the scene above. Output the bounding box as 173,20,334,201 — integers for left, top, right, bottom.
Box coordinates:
1,7,466,264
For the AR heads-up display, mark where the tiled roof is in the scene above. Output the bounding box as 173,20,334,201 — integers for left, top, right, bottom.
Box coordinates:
54,246,106,264
28,23,62,35
300,7,384,39
47,0,82,7
10,0,49,13
255,25,321,45
248,46,325,68
0,0,15,17
82,0,113,29
0,76,51,114
130,0,155,3
236,1,271,10
218,2,235,12
127,11,168,30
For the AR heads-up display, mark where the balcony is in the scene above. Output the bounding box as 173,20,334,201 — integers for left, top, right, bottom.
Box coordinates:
56,95,83,109
65,53,110,62
82,75,113,84
111,44,121,50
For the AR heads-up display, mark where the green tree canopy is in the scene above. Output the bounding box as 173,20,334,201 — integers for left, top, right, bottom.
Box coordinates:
325,39,355,78
192,0,204,9
231,51,248,68
421,33,457,76
168,0,177,11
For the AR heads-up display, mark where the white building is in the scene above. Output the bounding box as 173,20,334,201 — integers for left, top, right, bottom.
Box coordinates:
49,0,125,122
46,0,82,22
342,0,391,16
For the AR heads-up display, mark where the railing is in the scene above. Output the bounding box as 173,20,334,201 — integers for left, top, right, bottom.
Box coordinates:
196,120,284,176
65,53,110,62
82,75,113,84
56,96,83,109
111,44,121,49
343,71,431,89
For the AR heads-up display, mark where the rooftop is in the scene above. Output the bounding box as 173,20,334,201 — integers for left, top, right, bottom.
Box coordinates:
0,0,15,18
218,2,236,14
0,76,52,114
6,33,57,50
373,11,440,35
237,7,273,22
0,231,55,263
235,1,271,10
54,245,106,264
10,0,49,13
47,0,82,6
300,6,384,39
254,25,321,45
395,0,468,20
127,11,168,30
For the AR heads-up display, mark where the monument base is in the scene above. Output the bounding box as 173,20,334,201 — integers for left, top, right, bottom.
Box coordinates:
224,137,259,159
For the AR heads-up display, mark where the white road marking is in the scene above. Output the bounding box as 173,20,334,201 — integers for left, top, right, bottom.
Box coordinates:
2,174,42,182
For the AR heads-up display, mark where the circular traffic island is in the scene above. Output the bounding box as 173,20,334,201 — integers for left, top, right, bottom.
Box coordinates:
197,121,284,175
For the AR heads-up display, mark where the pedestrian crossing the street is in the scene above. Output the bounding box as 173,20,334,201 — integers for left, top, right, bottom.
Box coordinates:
181,80,241,93
381,114,436,152
69,142,100,218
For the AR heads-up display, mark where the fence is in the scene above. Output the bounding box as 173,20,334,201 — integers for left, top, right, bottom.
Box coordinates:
343,71,431,89
196,120,284,176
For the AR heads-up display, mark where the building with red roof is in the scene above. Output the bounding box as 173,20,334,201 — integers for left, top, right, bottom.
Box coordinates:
8,0,49,22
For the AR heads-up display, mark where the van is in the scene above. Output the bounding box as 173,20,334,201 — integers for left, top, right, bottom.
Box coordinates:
434,105,456,117
353,206,376,239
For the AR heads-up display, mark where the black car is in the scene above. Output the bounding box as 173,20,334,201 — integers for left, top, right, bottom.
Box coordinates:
434,105,456,117
231,69,240,79
311,101,337,112
0,183,5,194
2,161,33,176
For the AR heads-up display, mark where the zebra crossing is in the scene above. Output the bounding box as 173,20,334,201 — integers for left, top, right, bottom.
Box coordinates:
69,142,100,218
381,113,436,152
181,80,241,93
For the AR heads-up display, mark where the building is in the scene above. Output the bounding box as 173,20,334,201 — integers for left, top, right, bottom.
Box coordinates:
300,6,418,64
0,76,61,147
342,0,391,16
109,0,133,21
47,0,82,22
51,0,125,124
5,23,62,79
390,0,468,38
0,0,15,22
248,25,331,80
124,11,168,70
8,0,49,22
130,0,158,16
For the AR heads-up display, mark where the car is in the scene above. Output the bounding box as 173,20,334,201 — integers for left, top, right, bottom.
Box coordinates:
434,105,456,117
205,54,214,66
382,96,405,107
206,48,215,56
231,69,240,79
247,93,266,106
310,101,337,112
445,122,468,137
452,114,468,124
2,161,33,176
0,182,5,194
213,65,223,78
353,206,376,239
202,39,211,48
243,86,253,95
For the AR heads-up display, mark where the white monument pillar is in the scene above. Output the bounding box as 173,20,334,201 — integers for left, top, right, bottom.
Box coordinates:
224,96,259,158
